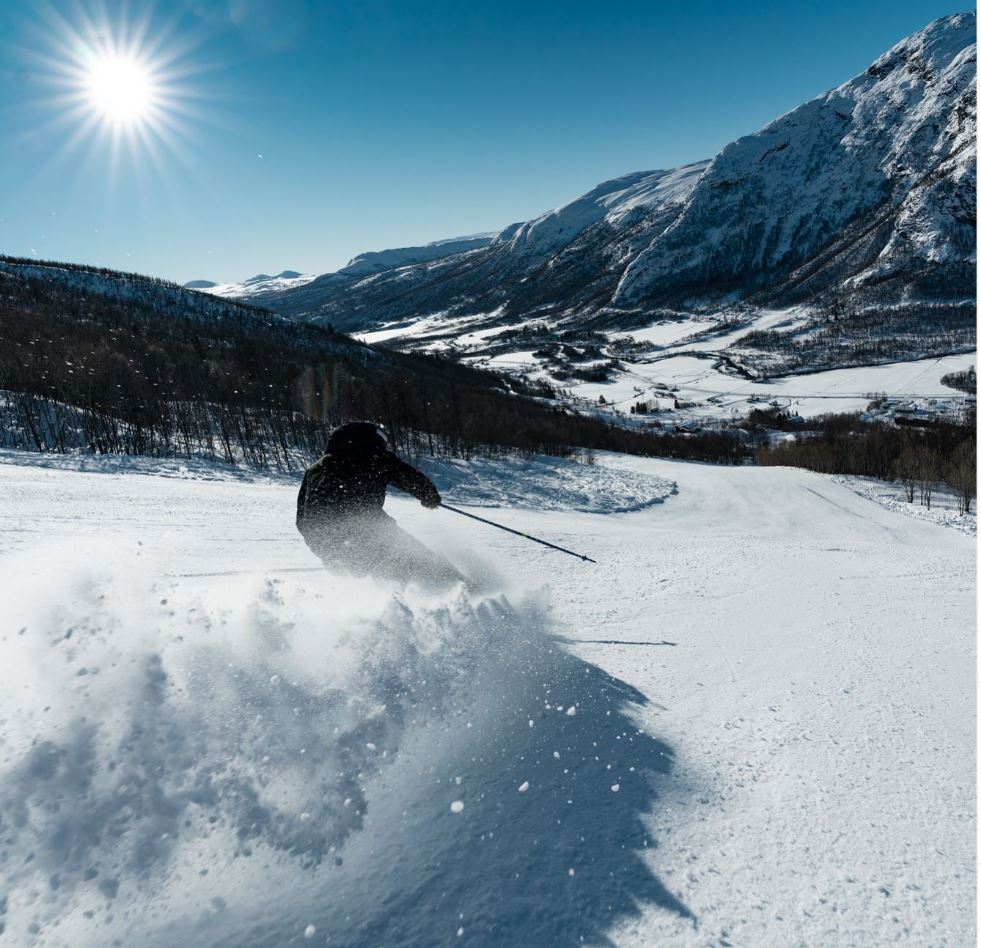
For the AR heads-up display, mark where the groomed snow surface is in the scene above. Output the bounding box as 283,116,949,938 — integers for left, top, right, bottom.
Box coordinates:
0,449,974,946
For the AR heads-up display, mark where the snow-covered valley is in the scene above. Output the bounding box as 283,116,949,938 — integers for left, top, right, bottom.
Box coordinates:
0,450,973,946
167,13,978,447
362,307,977,426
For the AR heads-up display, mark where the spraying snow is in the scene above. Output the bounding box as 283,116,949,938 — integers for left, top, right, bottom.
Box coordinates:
0,549,482,937
0,454,687,946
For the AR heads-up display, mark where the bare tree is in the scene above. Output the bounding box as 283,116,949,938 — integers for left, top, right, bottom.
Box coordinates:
947,441,977,515
917,446,939,510
895,446,919,503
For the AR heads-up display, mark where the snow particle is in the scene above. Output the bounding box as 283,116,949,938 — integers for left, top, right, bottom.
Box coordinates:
518,781,530,793
269,675,280,685
568,868,575,876
98,878,119,900
553,751,560,759
304,923,317,938
611,784,620,792
450,800,465,814
457,927,464,937
566,706,577,717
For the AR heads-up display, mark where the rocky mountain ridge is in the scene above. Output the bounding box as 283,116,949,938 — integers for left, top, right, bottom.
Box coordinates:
206,13,974,357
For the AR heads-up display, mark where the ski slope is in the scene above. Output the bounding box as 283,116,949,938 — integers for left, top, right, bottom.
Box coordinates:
0,451,974,946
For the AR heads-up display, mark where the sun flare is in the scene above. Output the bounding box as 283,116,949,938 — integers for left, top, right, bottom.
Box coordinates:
25,5,206,176
84,52,158,125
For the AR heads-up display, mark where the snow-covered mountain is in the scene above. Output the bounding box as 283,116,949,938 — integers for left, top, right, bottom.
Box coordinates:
226,13,974,340
611,12,976,309
338,233,498,276
184,269,316,300
190,233,498,307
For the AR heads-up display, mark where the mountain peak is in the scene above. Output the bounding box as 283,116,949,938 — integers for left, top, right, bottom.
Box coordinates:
869,10,975,73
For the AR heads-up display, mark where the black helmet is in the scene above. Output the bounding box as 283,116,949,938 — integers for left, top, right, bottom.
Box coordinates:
327,421,388,456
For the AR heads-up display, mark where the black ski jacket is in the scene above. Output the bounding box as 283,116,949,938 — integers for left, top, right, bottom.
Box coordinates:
296,428,440,539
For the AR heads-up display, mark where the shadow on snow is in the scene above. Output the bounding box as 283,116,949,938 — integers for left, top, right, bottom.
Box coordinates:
298,630,693,946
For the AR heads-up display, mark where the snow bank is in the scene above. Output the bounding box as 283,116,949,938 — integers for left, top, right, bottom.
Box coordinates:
419,453,676,513
0,532,686,945
0,448,294,485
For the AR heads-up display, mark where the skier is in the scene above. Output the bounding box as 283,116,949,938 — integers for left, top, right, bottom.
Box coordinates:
296,422,464,587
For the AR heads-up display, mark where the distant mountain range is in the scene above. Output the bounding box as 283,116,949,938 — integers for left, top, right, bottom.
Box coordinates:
186,234,497,304
193,12,975,357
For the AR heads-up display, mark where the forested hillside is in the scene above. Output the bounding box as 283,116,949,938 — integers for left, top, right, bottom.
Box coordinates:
0,258,747,469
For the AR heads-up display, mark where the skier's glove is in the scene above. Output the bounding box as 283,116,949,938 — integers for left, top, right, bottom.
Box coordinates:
421,488,442,509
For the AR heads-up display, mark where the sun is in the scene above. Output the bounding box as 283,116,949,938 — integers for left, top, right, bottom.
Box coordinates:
83,52,159,126
22,5,207,177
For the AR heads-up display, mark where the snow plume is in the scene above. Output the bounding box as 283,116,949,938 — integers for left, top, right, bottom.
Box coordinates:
0,541,689,946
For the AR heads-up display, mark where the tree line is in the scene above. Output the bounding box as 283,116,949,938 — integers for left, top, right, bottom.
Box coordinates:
940,365,976,394
756,412,976,513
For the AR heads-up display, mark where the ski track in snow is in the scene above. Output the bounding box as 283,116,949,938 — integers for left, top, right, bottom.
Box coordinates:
0,450,974,946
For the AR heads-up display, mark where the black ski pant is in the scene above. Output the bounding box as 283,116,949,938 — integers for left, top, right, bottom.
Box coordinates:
304,512,464,588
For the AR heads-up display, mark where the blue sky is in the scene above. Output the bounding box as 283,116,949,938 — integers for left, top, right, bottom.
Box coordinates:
0,0,964,283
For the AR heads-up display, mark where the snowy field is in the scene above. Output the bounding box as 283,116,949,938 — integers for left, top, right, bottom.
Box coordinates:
0,450,974,947
352,301,975,426
535,350,978,420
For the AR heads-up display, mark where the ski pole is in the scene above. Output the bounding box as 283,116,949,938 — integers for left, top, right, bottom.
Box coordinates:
439,503,596,563
170,567,325,578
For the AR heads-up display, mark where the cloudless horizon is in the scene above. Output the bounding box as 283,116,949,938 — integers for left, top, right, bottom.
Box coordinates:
0,0,967,284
